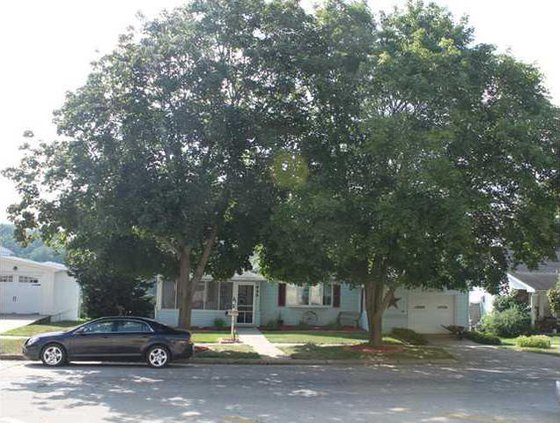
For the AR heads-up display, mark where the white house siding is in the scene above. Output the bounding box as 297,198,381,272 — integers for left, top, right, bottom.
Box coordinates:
52,271,81,321
0,257,80,319
360,289,468,334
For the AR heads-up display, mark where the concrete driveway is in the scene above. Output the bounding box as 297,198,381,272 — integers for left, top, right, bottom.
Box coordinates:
0,314,46,333
0,342,558,423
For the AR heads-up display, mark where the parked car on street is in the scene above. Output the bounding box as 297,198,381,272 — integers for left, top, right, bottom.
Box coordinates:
22,316,193,368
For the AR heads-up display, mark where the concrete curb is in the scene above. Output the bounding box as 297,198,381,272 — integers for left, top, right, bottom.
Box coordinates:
0,354,457,365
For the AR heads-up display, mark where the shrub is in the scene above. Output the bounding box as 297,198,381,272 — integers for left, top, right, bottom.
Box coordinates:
390,328,428,345
213,318,227,329
480,307,531,338
464,331,501,345
493,290,528,312
263,319,281,331
547,278,560,317
515,335,551,349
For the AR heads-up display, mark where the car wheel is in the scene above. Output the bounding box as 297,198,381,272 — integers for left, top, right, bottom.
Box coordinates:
146,345,170,368
41,343,67,367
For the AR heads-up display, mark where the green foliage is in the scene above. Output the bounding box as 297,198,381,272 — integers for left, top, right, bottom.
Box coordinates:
464,331,502,345
547,278,560,317
390,328,428,345
0,224,64,263
480,308,531,338
213,318,227,329
78,272,154,319
3,0,314,328
515,335,551,349
259,0,559,346
493,290,528,312
262,319,282,331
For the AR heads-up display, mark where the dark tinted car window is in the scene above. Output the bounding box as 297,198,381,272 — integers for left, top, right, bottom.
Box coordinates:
115,320,152,333
82,321,114,333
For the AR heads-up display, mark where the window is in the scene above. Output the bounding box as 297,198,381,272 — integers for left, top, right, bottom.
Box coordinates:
161,280,176,309
18,276,39,284
0,275,13,283
161,279,236,311
192,283,204,309
286,284,333,307
81,321,115,333
205,282,219,310
219,283,233,310
115,320,152,333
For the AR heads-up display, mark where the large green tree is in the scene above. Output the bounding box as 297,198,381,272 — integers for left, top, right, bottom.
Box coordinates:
260,1,559,345
4,0,314,328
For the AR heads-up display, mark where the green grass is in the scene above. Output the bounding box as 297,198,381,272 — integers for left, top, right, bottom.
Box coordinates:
499,335,560,356
191,331,231,343
1,320,85,337
279,344,454,361
262,330,371,344
195,345,260,359
0,338,25,354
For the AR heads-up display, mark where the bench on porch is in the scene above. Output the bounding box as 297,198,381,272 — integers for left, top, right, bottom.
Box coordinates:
337,311,361,328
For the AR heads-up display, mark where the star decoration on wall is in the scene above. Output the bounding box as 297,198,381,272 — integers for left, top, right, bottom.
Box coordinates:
388,293,401,309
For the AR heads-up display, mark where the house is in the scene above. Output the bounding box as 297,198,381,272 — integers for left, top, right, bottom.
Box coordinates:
154,272,469,334
469,257,560,327
0,251,81,321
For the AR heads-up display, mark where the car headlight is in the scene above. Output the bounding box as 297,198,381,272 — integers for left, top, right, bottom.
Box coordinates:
26,337,39,346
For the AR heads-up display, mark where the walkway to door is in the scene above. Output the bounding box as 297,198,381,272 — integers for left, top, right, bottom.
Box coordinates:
237,327,289,359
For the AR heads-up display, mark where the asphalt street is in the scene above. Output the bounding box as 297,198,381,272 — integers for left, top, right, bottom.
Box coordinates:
0,343,559,423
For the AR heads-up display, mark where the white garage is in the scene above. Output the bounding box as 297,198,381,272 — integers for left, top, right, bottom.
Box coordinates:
0,255,81,321
408,292,456,334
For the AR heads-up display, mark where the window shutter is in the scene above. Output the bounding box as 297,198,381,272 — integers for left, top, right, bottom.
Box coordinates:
333,284,341,308
278,283,286,307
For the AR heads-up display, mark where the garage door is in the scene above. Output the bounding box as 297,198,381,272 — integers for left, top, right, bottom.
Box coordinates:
408,294,454,334
0,275,42,314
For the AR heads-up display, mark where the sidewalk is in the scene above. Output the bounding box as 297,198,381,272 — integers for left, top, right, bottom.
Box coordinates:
237,327,289,359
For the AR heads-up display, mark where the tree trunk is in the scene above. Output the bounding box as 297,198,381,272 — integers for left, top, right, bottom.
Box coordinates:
365,282,383,346
177,225,218,329
177,246,192,329
364,279,397,347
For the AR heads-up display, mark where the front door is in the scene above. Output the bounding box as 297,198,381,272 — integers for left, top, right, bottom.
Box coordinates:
234,283,255,325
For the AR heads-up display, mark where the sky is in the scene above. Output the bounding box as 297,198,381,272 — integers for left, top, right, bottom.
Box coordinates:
0,0,558,223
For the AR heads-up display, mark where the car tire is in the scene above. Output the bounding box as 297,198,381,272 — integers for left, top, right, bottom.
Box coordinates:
146,345,170,368
41,343,67,367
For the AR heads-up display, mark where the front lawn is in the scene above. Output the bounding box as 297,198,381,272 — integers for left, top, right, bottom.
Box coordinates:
1,320,86,337
194,345,260,359
279,344,454,361
0,338,25,355
499,335,560,356
191,331,232,343
262,330,370,344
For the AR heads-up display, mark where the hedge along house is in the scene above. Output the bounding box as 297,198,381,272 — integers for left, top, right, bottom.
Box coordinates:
154,271,469,333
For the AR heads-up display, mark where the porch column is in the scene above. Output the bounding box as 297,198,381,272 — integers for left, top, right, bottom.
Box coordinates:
529,292,537,327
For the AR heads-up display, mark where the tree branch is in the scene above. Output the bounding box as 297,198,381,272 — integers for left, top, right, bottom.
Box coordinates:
191,224,219,284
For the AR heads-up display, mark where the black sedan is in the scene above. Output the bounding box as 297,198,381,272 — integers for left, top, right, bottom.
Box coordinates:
22,317,193,368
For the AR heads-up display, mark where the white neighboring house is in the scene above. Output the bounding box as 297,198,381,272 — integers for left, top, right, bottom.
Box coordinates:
470,257,560,327
0,248,81,321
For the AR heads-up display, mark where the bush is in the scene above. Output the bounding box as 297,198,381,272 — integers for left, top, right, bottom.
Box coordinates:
390,328,428,345
464,331,501,345
213,318,227,329
547,278,560,317
515,335,551,349
262,319,281,331
78,273,154,319
493,290,528,312
480,307,531,338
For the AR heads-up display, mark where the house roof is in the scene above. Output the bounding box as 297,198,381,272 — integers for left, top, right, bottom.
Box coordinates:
508,256,560,292
0,255,68,272
201,270,267,282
